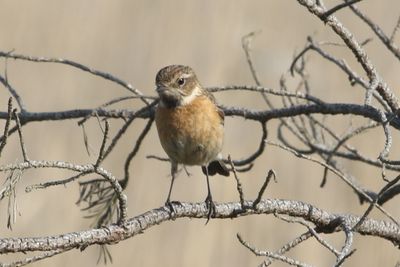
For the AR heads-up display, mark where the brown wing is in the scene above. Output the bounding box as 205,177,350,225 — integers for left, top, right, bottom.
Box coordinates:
203,88,225,125
216,107,225,125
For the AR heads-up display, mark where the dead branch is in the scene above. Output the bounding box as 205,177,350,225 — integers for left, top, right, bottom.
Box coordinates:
0,199,398,254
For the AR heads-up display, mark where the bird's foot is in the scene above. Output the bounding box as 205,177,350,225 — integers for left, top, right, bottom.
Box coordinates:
204,194,216,224
165,200,181,219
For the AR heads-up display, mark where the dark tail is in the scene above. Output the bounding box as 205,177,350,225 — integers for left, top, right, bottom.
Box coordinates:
202,160,230,176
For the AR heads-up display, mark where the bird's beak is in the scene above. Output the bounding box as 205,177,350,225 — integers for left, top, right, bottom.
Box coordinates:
156,86,168,94
155,85,181,107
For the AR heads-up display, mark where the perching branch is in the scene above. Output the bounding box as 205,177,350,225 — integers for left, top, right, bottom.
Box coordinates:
0,199,398,254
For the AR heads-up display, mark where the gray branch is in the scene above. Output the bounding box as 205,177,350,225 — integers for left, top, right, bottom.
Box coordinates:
0,199,398,254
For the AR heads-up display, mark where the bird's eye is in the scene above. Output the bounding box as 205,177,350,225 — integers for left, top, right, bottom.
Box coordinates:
177,77,185,86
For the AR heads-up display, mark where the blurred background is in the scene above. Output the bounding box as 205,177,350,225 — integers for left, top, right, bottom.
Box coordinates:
0,0,399,266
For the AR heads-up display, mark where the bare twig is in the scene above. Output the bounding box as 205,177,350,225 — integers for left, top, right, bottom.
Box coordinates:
377,109,392,161
208,85,324,105
241,31,277,110
80,123,92,155
242,31,262,86
0,160,128,225
0,74,26,111
102,101,157,161
321,0,362,21
0,248,72,267
237,233,313,267
267,141,399,227
95,120,110,167
290,36,391,111
146,155,170,162
275,214,340,257
230,122,268,166
0,97,13,157
321,121,379,187
346,0,400,61
0,51,149,104
390,15,400,43
25,172,89,192
263,231,313,266
13,109,29,162
77,95,156,126
122,117,154,188
352,174,400,231
297,0,400,111
228,155,245,208
335,223,355,266
253,170,276,208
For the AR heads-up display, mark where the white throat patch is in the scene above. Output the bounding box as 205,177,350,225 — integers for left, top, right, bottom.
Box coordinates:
181,86,202,105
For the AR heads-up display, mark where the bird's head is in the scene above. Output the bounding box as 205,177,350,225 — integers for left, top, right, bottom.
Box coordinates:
155,65,202,108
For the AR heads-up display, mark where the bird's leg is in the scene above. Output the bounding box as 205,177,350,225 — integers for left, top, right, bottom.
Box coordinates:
203,164,216,224
183,166,192,177
165,162,180,214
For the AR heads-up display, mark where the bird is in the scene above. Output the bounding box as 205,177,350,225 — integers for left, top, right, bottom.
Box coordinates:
154,65,229,220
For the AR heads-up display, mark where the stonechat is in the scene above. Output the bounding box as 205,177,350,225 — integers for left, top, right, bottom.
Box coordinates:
154,65,229,220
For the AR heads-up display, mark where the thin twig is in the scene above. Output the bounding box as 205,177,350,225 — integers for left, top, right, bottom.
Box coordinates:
335,223,354,266
0,160,128,225
321,121,379,187
95,120,110,167
267,140,399,227
80,123,92,155
297,0,400,111
0,73,26,111
25,172,89,192
390,15,400,43
352,174,400,231
230,122,268,166
346,0,400,61
102,101,157,161
242,31,262,86
77,95,156,126
241,31,277,110
321,0,362,21
0,97,13,157
146,155,170,162
208,85,324,105
263,231,313,266
290,36,391,111
228,155,245,208
0,248,72,267
13,109,29,162
253,170,276,208
275,214,341,257
237,233,313,267
365,77,380,106
122,117,154,188
377,109,392,161
0,51,149,105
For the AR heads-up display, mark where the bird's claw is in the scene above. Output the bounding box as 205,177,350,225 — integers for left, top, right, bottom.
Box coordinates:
165,200,181,219
205,194,216,224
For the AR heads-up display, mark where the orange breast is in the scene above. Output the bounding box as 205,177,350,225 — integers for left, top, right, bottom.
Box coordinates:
155,96,224,166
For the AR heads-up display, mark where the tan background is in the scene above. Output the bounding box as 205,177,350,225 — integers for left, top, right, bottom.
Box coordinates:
0,0,399,266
